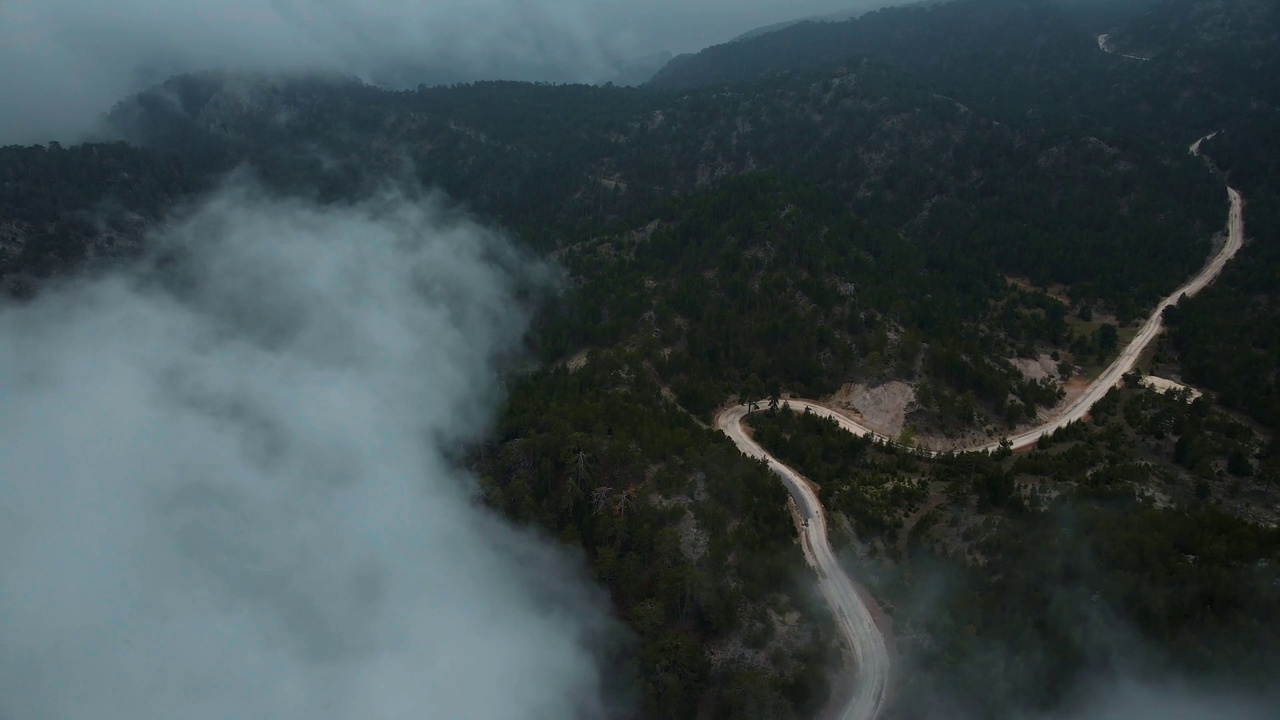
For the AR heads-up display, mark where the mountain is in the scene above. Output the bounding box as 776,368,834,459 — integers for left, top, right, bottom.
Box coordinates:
1113,0,1280,437
3,1,1279,718
102,59,1220,307
726,7,879,44
1105,0,1279,56
647,0,1103,96
85,58,1233,432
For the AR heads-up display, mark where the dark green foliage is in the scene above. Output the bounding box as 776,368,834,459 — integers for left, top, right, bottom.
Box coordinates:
650,0,1107,110
1158,2,1280,433
0,142,204,285
903,500,1280,718
1097,323,1119,352
541,174,1068,426
747,406,929,541
1171,171,1280,434
100,47,1222,311
752,385,1278,719
474,351,834,718
1,2,1276,718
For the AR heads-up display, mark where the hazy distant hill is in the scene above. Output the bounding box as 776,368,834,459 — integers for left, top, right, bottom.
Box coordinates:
725,7,875,43
1106,0,1279,56
648,0,1093,90
607,51,675,86
645,0,1142,133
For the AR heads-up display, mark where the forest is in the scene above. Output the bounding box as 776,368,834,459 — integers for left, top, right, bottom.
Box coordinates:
747,382,1278,718
541,172,1082,430
98,46,1223,311
1,0,1277,717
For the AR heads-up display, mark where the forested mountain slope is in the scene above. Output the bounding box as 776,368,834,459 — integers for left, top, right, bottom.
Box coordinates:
1106,0,1279,62
545,174,1074,426
747,386,1279,718
1107,0,1280,434
650,0,1104,106
16,52,1218,438
0,142,206,293
101,59,1220,310
635,0,1280,438
647,0,1266,143
1,0,1277,718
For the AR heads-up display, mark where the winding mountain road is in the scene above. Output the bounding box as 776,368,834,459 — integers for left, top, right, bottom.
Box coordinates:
717,403,891,720
716,136,1243,720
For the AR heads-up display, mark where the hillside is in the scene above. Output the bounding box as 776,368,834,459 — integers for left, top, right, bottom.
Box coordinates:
1,0,1278,718
646,0,1269,145
103,55,1222,302
1106,0,1280,434
647,0,1123,119
747,385,1279,718
20,61,1217,435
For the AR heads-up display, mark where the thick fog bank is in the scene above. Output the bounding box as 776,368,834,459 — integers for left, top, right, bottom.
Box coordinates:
0,181,619,719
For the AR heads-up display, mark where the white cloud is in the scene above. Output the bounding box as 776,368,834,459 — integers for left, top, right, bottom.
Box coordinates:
0,180,618,720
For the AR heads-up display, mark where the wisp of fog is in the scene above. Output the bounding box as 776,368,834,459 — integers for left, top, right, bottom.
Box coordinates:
0,181,615,719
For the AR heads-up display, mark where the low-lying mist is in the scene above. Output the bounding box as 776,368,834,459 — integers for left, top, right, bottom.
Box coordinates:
0,180,619,719
1045,678,1276,720
883,502,1279,720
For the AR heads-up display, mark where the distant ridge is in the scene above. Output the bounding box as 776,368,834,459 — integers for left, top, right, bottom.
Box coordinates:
726,9,865,44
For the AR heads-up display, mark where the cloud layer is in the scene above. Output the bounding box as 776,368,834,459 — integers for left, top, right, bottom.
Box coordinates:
0,181,617,719
0,0,900,145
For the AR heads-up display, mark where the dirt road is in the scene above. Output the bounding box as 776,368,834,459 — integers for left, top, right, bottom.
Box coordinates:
716,405,891,720
716,138,1242,719
1189,132,1219,156
1097,33,1149,61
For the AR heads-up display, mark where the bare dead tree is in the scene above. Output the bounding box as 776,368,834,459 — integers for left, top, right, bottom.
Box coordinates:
573,449,590,489
592,487,613,515
615,487,636,516
562,475,586,510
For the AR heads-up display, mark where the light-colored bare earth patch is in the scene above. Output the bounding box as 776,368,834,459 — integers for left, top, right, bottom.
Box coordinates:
1011,354,1060,381
828,381,916,437
1139,486,1175,510
1139,375,1203,401
567,349,590,373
